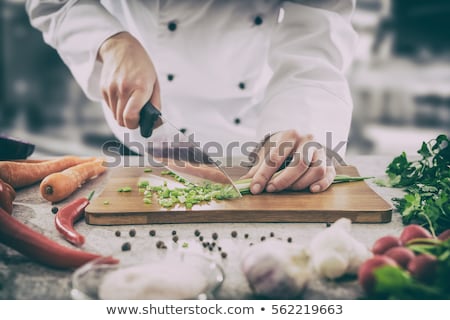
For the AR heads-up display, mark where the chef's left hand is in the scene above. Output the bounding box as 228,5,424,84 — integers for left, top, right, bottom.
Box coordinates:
241,130,336,194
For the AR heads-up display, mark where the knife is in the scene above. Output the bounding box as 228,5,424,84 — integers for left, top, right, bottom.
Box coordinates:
139,101,241,197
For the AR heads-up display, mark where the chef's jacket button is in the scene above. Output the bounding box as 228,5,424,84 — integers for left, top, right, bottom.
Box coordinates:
254,16,263,26
234,118,241,125
167,74,174,81
168,21,177,32
238,82,246,90
180,128,187,134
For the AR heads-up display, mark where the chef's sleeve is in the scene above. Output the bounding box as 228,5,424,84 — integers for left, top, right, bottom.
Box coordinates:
26,0,125,101
260,0,357,156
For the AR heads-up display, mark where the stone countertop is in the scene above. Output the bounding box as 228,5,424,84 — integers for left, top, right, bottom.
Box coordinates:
0,155,405,300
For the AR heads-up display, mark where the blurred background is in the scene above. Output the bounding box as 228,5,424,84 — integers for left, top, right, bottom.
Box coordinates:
1,0,449,157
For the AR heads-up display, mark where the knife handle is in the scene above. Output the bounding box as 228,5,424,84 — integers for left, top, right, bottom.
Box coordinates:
139,101,161,138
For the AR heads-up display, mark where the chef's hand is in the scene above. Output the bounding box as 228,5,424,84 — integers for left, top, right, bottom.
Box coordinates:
241,130,336,194
97,32,161,129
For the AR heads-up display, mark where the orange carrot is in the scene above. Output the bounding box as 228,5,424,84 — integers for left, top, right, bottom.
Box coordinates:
0,156,94,188
40,159,107,202
13,159,49,163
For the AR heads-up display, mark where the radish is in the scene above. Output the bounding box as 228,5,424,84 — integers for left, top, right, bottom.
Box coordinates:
372,236,402,255
384,247,415,269
437,229,450,241
408,254,438,284
400,225,432,244
358,256,398,294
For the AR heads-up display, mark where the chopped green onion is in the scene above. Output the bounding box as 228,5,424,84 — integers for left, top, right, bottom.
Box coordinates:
138,180,149,188
117,186,132,192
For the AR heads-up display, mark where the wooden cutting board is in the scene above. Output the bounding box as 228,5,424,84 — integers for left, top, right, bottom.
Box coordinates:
85,166,392,225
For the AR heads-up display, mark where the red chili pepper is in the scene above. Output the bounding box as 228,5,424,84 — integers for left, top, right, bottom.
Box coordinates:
0,207,118,269
55,191,94,246
0,178,16,214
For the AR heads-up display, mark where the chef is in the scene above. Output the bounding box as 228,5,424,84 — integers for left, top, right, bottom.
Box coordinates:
26,0,357,195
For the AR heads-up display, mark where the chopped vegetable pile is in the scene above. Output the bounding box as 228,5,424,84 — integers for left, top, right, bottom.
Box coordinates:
377,134,450,234
138,170,239,209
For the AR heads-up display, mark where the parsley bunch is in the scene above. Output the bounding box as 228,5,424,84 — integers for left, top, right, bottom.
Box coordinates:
380,134,450,234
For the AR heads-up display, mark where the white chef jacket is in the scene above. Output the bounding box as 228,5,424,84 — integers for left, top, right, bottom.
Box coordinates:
26,0,357,158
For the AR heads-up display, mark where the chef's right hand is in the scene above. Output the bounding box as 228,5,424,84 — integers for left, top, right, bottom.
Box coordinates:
97,32,161,129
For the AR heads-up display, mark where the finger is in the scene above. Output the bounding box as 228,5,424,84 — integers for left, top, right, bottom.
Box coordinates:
309,164,336,193
109,84,119,121
123,90,151,129
239,147,265,179
239,162,260,180
250,134,298,194
150,79,161,110
288,148,328,191
102,88,116,120
149,79,163,129
116,96,129,127
265,137,316,192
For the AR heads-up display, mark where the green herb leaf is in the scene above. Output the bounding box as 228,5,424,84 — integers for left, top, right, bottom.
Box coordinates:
382,134,450,233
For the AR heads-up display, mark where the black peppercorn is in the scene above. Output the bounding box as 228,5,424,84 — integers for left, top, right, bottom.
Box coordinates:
172,230,177,236
270,232,274,237
261,236,266,241
129,229,136,237
326,222,331,228
218,246,222,251
172,235,179,243
231,231,237,238
202,242,208,248
149,230,156,237
287,237,292,243
51,206,59,214
115,230,121,237
156,240,164,248
244,233,249,239
212,232,218,240
194,230,200,237
121,242,131,251
199,236,204,241
221,252,227,258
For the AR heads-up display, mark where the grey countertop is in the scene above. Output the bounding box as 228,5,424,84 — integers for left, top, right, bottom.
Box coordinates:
0,155,406,300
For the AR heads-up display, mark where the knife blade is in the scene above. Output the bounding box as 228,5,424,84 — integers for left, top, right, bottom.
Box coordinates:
139,102,241,197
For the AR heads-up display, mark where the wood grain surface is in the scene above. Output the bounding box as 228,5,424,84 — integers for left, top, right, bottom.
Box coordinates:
85,166,393,225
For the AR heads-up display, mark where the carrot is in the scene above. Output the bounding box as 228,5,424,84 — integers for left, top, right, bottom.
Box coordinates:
40,159,107,202
0,156,94,188
12,159,49,163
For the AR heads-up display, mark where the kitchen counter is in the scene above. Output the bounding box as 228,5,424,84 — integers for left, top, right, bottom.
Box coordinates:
0,155,406,300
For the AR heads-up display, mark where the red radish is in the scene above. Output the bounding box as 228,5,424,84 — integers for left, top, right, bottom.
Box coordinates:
358,256,397,294
408,254,438,284
372,236,402,255
384,247,415,269
437,229,450,241
400,225,432,244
